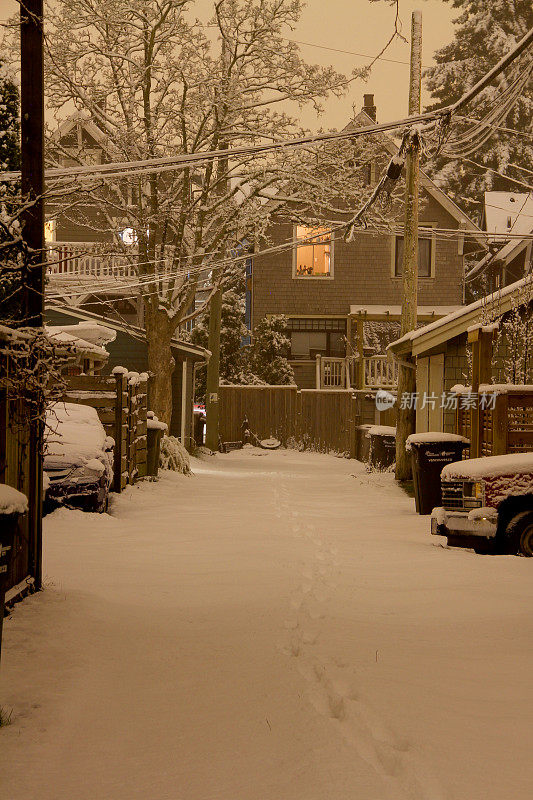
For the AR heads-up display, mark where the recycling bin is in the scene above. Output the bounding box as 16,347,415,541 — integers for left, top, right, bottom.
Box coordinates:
408,433,470,515
367,426,396,470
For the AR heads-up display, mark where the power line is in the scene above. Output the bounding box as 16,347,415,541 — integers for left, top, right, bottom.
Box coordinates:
459,158,533,191
456,116,533,141
283,38,429,68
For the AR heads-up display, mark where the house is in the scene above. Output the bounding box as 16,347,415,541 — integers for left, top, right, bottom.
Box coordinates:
249,95,486,390
45,115,144,326
45,303,209,450
467,192,533,296
388,274,533,435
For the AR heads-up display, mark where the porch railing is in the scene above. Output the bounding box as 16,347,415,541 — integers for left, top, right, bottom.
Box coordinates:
46,242,137,278
316,355,398,390
363,356,399,389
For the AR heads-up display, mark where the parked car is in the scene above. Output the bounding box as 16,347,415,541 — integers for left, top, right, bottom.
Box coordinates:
431,453,533,556
44,402,114,513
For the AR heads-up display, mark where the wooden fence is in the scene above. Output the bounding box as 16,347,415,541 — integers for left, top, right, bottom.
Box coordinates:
219,385,359,457
0,335,42,596
456,390,533,458
60,370,148,490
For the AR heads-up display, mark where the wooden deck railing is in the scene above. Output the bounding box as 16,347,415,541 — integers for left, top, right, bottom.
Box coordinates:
316,355,398,390
46,242,137,278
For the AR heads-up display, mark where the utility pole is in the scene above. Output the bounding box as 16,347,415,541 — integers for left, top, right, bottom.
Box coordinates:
205,36,229,452
395,10,422,482
205,283,222,451
20,0,45,589
20,0,45,328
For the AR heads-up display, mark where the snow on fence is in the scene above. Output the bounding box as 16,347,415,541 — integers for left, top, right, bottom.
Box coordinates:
218,385,358,457
456,389,533,458
60,370,148,490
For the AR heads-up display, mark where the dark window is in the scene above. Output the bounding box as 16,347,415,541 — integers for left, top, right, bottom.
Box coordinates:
286,319,346,359
395,236,432,277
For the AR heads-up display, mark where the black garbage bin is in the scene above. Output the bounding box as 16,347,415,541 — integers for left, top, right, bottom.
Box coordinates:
367,426,396,470
407,433,470,515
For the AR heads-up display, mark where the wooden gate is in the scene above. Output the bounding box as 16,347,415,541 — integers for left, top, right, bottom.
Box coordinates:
218,386,359,456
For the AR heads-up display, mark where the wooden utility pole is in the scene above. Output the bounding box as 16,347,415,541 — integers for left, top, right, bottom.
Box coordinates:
205,284,222,451
205,37,230,452
19,0,45,589
395,10,422,482
20,0,45,328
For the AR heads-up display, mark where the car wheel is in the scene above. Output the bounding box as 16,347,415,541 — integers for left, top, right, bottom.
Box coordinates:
505,511,533,556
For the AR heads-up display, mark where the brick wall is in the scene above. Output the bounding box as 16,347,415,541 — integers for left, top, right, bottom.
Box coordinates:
252,190,465,325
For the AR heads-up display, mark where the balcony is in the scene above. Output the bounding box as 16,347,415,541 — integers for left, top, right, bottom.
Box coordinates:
46,242,137,280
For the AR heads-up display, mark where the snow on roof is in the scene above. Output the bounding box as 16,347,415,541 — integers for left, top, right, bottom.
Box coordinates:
46,328,109,361
46,303,208,361
441,452,533,482
388,274,533,356
49,321,116,347
350,305,460,317
483,192,533,239
0,483,28,516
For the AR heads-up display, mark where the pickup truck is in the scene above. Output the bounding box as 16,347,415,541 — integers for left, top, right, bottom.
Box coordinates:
431,453,533,556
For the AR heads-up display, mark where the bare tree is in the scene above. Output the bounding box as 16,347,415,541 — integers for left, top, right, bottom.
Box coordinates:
43,0,394,422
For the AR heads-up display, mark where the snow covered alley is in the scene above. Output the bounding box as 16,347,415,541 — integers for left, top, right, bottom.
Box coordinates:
1,449,532,800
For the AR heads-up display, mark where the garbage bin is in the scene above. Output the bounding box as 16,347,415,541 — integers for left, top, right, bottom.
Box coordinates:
146,413,167,477
367,426,396,470
194,411,206,446
356,425,373,463
0,486,28,656
407,433,470,515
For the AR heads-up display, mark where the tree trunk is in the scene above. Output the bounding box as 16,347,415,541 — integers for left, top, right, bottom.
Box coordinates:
144,308,175,428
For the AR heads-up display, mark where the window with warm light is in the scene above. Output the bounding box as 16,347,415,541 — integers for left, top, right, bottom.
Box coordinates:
44,219,56,242
294,226,332,278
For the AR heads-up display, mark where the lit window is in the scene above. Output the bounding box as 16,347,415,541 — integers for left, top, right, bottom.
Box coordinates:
44,219,56,242
294,226,332,277
394,235,433,278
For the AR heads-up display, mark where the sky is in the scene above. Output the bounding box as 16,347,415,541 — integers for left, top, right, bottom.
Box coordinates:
0,0,457,129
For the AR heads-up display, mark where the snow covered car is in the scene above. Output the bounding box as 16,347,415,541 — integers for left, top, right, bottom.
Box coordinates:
431,453,533,556
44,403,114,513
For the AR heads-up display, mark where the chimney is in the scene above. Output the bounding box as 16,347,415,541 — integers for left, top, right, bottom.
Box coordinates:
363,94,377,121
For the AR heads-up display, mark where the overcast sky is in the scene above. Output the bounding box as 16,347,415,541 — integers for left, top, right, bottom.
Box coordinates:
0,0,457,129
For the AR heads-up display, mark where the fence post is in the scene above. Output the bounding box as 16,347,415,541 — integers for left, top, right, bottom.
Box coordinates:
296,390,303,447
136,375,148,478
492,393,508,456
113,372,126,493
349,393,358,459
316,355,321,389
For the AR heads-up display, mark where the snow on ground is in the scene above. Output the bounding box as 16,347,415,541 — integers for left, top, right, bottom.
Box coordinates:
1,448,532,800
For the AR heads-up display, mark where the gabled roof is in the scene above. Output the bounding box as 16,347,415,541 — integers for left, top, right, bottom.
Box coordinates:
346,110,486,246
482,192,533,238
50,115,115,159
46,302,209,362
389,274,533,357
466,235,532,282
